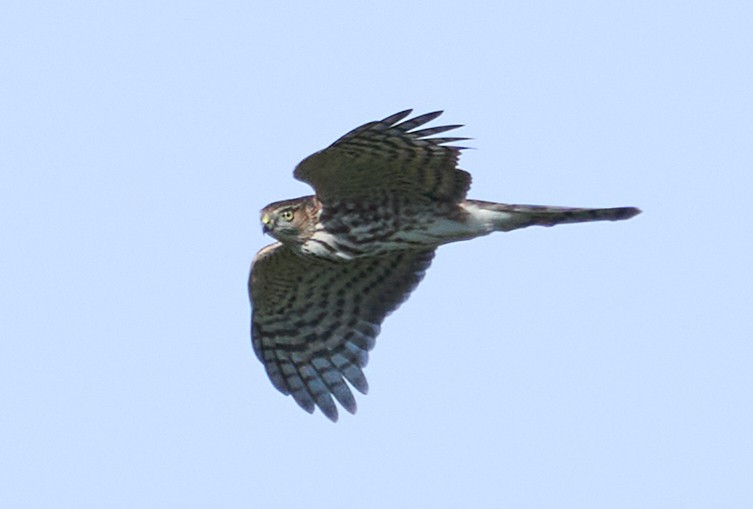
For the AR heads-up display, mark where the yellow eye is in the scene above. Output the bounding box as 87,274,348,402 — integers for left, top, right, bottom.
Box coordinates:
279,209,295,221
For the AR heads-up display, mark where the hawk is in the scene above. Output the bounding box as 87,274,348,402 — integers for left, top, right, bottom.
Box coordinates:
249,109,640,421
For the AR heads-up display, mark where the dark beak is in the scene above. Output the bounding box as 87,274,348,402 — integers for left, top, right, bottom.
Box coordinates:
262,224,271,235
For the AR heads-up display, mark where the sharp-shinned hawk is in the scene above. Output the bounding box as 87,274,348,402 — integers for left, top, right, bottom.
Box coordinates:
249,109,640,421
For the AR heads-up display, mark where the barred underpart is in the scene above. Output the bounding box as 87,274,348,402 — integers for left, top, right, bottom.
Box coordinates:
249,109,641,421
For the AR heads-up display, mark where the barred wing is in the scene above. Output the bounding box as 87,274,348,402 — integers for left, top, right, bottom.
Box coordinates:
294,110,471,204
249,243,435,421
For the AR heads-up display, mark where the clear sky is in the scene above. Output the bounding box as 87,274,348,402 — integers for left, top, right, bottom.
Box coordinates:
2,2,752,508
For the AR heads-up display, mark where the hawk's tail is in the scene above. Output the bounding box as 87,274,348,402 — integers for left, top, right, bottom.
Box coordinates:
465,200,641,232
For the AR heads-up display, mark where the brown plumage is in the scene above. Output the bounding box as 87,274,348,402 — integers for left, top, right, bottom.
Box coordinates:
249,109,640,421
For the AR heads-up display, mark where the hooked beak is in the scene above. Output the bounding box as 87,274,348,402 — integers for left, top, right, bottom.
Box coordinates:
261,214,271,235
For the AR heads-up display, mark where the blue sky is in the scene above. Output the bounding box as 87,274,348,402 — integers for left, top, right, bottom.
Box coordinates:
2,1,752,507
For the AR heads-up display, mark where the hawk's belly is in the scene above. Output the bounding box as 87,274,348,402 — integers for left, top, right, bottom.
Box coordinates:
301,202,496,260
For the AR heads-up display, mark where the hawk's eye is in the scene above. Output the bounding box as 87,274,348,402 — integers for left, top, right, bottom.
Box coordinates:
279,209,295,222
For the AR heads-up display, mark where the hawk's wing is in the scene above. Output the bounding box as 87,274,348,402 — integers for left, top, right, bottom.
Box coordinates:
249,242,435,421
294,110,471,204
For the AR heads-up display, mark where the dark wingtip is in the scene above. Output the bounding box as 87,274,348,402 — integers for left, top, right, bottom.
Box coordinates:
322,406,339,422
380,109,413,125
422,110,444,120
617,207,642,220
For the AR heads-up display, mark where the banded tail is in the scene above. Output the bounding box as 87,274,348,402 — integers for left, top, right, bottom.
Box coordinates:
464,200,641,233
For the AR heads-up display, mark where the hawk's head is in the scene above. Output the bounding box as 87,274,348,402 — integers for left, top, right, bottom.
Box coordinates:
260,196,314,244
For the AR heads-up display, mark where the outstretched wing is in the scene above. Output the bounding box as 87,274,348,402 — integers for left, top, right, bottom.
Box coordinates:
294,110,472,204
249,242,435,421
